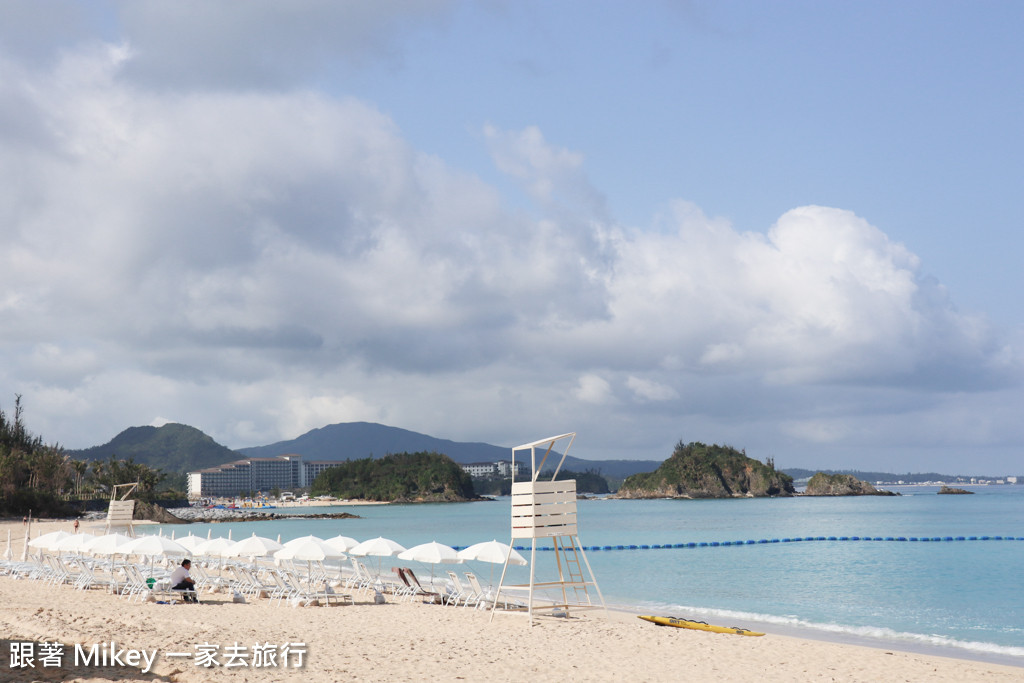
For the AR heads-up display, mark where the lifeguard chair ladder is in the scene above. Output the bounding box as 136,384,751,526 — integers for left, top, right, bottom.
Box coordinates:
491,432,605,625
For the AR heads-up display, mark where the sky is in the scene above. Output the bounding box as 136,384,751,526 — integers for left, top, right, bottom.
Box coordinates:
1,1,1022,474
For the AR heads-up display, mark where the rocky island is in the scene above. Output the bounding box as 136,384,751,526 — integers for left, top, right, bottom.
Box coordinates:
803,472,898,496
937,486,974,495
614,441,795,499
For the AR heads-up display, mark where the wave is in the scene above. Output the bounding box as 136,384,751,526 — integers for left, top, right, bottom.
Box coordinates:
624,599,1024,661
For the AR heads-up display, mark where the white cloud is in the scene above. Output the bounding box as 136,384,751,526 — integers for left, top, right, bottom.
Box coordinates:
626,376,679,402
483,124,606,217
0,33,1020,473
574,374,615,405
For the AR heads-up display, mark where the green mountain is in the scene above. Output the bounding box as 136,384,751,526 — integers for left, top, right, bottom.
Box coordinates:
66,423,240,474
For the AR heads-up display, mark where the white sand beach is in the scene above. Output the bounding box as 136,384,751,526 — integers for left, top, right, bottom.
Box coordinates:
2,518,1022,683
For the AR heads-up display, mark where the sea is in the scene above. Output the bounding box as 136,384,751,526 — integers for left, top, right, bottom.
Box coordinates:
154,485,1024,666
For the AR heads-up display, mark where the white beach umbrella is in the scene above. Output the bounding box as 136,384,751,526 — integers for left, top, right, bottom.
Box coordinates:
349,536,406,558
123,535,189,576
275,537,346,563
173,534,207,555
457,540,528,566
85,533,136,556
28,530,72,552
398,541,462,566
84,532,136,571
193,536,237,558
349,536,407,581
224,533,283,559
324,535,360,553
3,529,11,561
20,515,30,562
123,535,189,557
457,540,528,587
53,533,96,555
280,535,331,554
273,537,346,589
398,541,462,585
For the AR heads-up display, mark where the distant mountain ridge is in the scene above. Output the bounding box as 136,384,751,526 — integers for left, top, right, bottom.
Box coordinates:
239,422,663,479
781,468,1013,483
239,422,508,463
67,421,663,479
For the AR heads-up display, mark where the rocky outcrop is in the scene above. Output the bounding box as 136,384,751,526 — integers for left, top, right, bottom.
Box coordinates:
132,500,190,524
166,506,361,522
615,442,795,499
937,486,974,495
803,473,898,496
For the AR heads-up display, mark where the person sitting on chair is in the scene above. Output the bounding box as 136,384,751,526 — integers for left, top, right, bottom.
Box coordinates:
169,559,199,603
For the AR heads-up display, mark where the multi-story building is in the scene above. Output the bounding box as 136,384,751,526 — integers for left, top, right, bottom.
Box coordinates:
187,454,340,498
461,460,523,479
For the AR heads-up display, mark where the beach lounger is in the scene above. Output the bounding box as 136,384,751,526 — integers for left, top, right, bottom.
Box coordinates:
276,568,353,607
402,568,443,604
444,570,480,607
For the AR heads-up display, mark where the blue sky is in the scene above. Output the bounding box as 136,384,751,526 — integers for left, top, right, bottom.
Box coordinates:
0,1,1021,474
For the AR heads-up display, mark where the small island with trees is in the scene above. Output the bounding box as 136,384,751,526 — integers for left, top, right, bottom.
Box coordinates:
615,441,795,499
310,451,480,502
803,472,898,496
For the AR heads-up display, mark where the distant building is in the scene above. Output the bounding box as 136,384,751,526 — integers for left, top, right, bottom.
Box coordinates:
187,454,341,498
462,461,523,478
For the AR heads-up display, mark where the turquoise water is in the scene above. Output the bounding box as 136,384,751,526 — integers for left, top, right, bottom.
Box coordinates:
158,486,1024,662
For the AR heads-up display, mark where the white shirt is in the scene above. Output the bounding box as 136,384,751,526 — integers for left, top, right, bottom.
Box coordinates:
169,565,192,585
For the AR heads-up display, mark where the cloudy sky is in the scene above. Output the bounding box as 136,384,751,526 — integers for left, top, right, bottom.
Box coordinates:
1,1,1021,474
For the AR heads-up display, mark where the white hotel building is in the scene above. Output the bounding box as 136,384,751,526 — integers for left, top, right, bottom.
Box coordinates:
461,460,523,478
187,454,339,498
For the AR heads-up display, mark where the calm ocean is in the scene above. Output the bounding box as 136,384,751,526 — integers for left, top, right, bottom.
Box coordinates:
157,485,1024,664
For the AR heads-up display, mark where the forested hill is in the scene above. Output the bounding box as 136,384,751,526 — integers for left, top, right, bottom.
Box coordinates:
310,451,477,502
66,423,239,474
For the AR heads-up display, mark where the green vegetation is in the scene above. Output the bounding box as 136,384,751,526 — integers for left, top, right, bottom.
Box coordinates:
473,468,610,496
0,396,74,515
619,441,795,498
0,395,177,515
68,422,240,475
804,472,896,496
537,468,610,494
310,451,477,502
472,476,514,496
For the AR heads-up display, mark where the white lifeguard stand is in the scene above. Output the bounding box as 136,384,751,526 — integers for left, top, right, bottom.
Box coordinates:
104,482,139,537
491,432,605,624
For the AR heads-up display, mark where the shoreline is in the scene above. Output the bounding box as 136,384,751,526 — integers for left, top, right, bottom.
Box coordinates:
608,601,1024,670
3,518,1022,678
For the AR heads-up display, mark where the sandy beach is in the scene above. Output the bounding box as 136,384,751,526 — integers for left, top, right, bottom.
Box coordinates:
2,518,1022,683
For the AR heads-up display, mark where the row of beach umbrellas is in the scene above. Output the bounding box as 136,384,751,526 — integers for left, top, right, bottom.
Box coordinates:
15,529,527,580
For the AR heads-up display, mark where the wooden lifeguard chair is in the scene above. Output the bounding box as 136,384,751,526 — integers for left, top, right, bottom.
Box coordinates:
491,432,605,624
104,482,139,537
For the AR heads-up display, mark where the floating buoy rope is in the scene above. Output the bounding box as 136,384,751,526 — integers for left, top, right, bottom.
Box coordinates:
450,535,1023,552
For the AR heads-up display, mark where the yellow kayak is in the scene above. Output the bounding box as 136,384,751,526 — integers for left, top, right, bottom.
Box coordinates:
638,615,765,636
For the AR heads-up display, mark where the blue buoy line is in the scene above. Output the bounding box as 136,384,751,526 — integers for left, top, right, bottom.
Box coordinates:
446,536,1024,552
